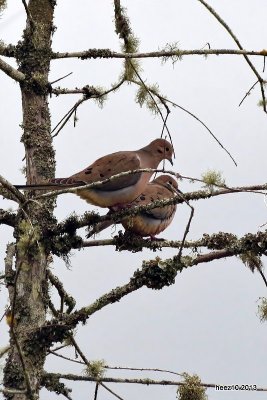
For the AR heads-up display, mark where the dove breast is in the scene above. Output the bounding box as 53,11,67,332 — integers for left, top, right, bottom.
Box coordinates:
121,175,177,237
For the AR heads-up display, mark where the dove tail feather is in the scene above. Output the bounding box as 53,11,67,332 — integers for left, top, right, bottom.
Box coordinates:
15,183,79,191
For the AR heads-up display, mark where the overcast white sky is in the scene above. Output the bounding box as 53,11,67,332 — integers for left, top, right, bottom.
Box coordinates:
1,1,267,399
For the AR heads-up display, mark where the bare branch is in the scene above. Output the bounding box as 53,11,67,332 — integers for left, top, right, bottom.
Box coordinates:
100,383,125,400
22,0,34,28
157,94,237,166
94,383,99,400
105,365,183,377
239,80,259,107
51,48,267,60
175,191,194,260
50,72,73,85
0,57,25,82
47,270,76,314
48,350,84,365
43,373,267,391
197,0,267,112
51,79,125,136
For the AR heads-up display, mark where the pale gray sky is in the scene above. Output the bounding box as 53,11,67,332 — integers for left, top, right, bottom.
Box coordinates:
1,1,267,399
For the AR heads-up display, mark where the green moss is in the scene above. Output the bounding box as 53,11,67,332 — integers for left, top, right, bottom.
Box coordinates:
201,170,225,191
177,373,208,400
258,297,267,322
84,359,106,379
239,251,263,272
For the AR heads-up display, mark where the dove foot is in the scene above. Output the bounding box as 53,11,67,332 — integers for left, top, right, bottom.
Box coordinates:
110,203,132,212
148,235,165,241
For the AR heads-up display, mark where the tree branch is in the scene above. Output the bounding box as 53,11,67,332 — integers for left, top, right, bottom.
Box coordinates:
0,57,25,82
0,174,26,203
27,167,267,204
100,383,125,400
32,229,267,345
197,0,266,112
0,387,27,395
42,372,267,391
0,209,16,227
47,270,76,314
51,79,125,136
51,48,267,60
0,42,17,57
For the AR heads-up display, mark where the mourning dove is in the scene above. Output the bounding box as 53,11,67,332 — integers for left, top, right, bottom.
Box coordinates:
15,139,174,208
121,175,178,237
88,174,178,238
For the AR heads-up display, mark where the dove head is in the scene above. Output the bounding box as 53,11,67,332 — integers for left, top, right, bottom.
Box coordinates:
146,139,174,166
154,175,178,191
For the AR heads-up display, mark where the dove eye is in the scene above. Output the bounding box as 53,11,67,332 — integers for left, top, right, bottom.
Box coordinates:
166,147,170,152
157,149,163,154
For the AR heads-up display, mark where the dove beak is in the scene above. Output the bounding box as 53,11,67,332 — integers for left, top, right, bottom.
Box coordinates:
169,158,173,166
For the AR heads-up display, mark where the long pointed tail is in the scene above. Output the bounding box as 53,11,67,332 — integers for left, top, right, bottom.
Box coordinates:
14,183,81,191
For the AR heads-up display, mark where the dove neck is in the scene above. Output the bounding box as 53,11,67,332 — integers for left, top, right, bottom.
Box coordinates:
138,147,161,168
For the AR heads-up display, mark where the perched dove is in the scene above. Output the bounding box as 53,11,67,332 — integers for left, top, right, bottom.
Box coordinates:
121,175,178,237
87,174,178,238
15,139,174,208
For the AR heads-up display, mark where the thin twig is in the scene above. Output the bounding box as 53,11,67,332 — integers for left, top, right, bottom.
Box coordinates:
47,270,76,313
100,383,126,400
159,95,237,166
239,80,259,107
50,72,73,85
52,79,125,137
256,265,267,288
105,365,183,377
42,373,267,391
48,350,84,365
175,190,194,260
50,344,70,352
52,98,85,138
22,0,34,28
197,0,266,112
129,62,173,146
68,335,89,365
94,383,99,400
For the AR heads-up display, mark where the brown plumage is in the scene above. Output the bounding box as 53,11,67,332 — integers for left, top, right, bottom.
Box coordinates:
121,175,178,237
15,139,174,208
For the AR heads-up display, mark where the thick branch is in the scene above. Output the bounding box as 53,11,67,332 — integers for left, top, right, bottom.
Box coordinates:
0,174,26,203
43,177,267,238
30,228,267,345
0,209,16,227
0,43,17,57
0,57,25,82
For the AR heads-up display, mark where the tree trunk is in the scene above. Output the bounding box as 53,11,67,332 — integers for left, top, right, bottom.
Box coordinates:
4,1,56,398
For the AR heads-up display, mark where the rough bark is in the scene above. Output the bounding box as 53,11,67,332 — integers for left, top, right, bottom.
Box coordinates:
3,1,56,399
